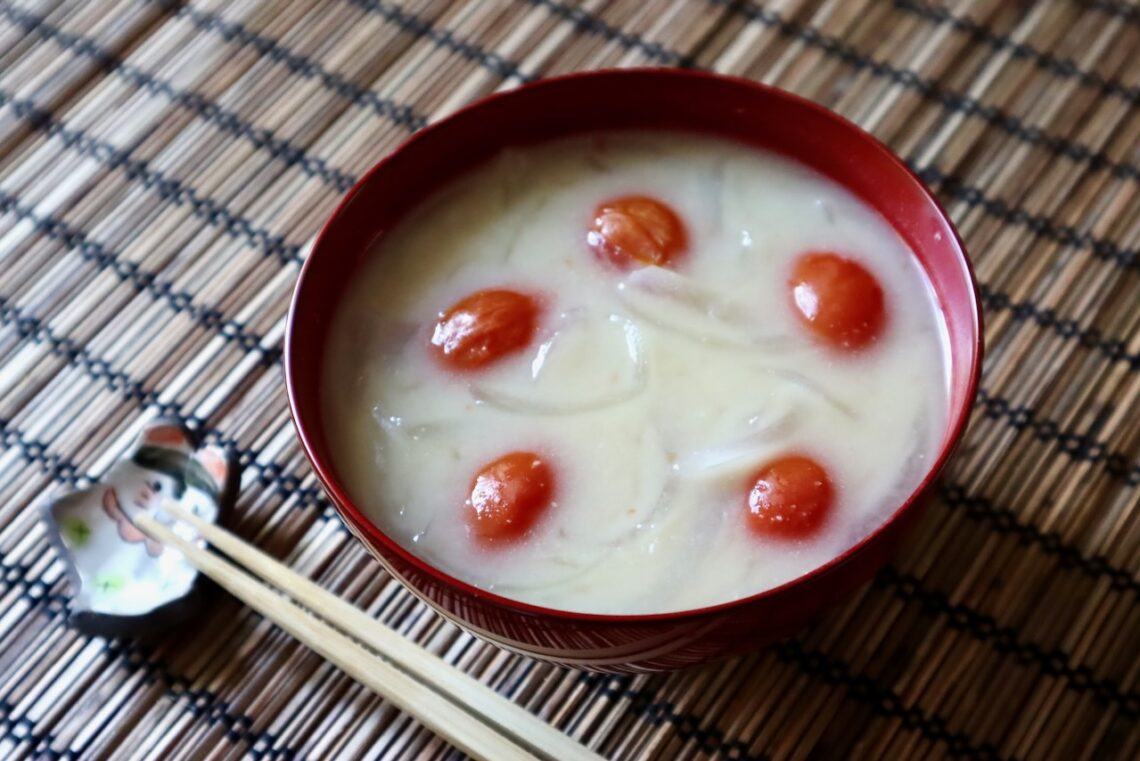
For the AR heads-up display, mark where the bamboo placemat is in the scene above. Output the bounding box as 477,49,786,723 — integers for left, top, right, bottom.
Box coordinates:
0,0,1138,758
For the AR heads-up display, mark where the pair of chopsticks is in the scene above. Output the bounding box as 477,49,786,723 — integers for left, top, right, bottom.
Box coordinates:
135,505,601,761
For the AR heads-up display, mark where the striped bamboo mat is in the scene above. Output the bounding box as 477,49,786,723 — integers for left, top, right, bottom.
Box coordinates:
1,0,1138,758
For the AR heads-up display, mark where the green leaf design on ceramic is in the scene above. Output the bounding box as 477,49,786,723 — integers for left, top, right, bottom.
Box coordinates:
61,517,92,548
95,574,127,594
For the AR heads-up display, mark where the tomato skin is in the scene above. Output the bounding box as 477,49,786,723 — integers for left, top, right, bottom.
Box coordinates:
789,252,885,351
587,195,688,269
466,452,555,543
745,455,834,539
430,289,540,370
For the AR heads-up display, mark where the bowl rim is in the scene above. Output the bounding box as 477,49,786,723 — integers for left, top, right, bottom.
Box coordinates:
285,67,983,624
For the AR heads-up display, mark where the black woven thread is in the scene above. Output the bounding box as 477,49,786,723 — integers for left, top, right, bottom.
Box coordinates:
0,573,78,758
9,369,1136,617
0,298,328,510
2,411,1135,749
580,673,768,760
0,415,86,488
0,561,282,752
8,289,1140,549
2,299,1137,593
531,0,1140,272
167,2,428,130
895,0,1140,107
0,567,77,756
3,0,518,198
0,193,275,361
1,680,68,755
103,639,275,746
919,166,1140,271
1080,0,1140,26
535,0,1140,229
977,284,1140,370
937,483,1140,596
0,298,298,496
0,300,331,506
718,1,1140,233
0,294,268,417
875,567,1140,717
522,0,698,67
0,288,373,517
2,0,1140,742
0,89,303,265
204,0,1140,203
769,639,1005,759
5,427,1135,742
0,427,1023,759
975,389,1140,486
5,0,517,197
0,303,317,507
0,297,208,431
0,1,360,194
2,111,1136,375
10,0,1140,288
341,0,533,82
17,0,1140,259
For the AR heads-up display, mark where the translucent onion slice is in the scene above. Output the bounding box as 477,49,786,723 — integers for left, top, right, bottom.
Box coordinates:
616,266,787,348
558,424,672,545
471,313,647,415
488,547,611,593
763,367,857,419
673,408,796,482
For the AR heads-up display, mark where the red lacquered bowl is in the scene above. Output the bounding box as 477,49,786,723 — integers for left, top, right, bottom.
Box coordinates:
286,69,982,672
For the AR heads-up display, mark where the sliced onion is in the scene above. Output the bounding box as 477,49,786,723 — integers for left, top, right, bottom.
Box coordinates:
471,313,647,416
489,547,610,593
673,408,795,481
616,266,788,348
764,367,857,419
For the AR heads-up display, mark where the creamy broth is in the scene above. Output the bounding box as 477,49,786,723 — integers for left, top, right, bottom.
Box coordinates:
322,132,949,614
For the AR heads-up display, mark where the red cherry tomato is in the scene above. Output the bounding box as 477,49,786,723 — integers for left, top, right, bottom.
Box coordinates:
745,455,834,540
587,195,688,269
466,452,555,543
789,252,886,350
430,288,540,370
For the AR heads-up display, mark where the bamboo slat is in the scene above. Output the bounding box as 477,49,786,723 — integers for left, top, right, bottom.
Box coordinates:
0,0,1138,758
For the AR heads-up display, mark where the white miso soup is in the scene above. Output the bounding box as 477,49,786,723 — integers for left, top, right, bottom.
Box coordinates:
322,132,949,614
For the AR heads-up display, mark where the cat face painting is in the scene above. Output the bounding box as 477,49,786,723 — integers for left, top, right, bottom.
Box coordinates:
44,421,234,637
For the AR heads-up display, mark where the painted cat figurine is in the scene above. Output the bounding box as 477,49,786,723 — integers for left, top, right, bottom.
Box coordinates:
44,421,235,638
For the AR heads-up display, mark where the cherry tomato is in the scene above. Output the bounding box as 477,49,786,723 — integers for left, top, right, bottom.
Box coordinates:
430,288,540,370
587,195,688,269
466,452,555,543
745,455,834,540
789,252,886,351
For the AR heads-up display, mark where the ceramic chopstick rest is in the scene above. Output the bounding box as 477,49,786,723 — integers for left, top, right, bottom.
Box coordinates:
43,421,236,638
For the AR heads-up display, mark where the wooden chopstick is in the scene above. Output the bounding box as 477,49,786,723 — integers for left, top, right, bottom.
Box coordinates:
160,503,598,760
135,508,601,761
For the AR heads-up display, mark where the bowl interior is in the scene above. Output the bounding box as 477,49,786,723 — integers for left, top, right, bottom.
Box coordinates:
287,69,981,620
